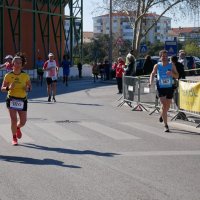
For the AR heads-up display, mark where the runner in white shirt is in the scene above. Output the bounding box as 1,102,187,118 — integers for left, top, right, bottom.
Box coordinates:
43,53,59,102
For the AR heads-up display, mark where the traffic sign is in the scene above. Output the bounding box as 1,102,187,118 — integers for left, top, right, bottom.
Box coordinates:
140,44,147,53
165,41,177,56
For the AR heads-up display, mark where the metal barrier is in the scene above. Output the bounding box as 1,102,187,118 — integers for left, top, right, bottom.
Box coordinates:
119,75,137,107
121,74,200,128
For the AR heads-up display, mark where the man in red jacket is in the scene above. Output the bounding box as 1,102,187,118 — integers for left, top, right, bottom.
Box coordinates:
115,57,125,94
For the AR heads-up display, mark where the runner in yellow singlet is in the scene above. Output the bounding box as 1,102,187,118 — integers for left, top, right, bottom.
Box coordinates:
1,52,32,145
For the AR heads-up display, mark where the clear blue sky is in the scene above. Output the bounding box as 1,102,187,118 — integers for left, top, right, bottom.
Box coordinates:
82,0,194,31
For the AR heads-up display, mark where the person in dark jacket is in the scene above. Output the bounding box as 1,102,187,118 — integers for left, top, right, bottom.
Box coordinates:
171,55,185,79
124,54,136,76
171,55,186,120
143,55,154,75
77,62,82,78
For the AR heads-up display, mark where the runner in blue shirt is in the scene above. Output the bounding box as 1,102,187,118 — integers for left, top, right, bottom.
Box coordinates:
149,50,179,132
61,55,71,86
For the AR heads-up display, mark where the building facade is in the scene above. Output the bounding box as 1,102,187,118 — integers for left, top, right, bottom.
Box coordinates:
0,0,83,68
93,12,172,44
168,27,200,42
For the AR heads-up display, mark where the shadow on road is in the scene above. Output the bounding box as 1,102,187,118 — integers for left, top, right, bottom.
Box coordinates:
0,78,116,103
20,143,120,157
0,155,81,168
170,128,200,135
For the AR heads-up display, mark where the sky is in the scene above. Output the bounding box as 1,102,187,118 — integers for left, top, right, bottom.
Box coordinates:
82,0,197,32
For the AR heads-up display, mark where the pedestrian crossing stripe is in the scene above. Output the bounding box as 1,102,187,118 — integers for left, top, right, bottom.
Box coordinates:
79,122,139,140
35,122,86,141
0,120,194,145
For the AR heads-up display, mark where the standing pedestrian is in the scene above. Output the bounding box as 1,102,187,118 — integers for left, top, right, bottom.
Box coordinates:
104,60,110,80
143,55,154,75
43,53,59,102
61,54,71,86
171,55,185,80
99,62,104,80
115,57,125,94
125,49,134,67
77,62,82,78
149,50,179,132
92,62,99,82
171,55,186,119
178,50,188,75
1,52,32,145
124,54,136,76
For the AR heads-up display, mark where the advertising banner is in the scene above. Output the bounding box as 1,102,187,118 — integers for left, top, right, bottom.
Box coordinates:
179,81,200,112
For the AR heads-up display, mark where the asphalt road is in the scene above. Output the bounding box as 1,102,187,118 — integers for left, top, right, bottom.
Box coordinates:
0,78,200,200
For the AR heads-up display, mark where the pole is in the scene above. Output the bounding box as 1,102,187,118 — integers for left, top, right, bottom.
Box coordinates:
109,0,112,70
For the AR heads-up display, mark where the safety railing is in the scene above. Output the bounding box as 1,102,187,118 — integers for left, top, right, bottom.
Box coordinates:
121,74,200,128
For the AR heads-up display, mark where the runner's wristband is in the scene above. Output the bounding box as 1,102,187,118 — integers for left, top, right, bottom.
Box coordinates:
6,86,9,91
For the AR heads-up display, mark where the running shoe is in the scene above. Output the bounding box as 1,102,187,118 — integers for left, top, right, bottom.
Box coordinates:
16,127,22,139
52,97,56,102
159,116,163,123
164,125,170,132
48,96,51,102
12,137,18,145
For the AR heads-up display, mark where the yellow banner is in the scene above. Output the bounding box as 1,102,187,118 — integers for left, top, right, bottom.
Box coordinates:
179,81,200,112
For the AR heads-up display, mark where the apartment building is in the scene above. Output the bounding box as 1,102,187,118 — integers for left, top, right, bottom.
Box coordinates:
93,12,172,44
168,27,200,42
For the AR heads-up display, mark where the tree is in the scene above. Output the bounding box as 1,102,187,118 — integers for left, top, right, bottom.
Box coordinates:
184,41,200,57
82,34,132,63
97,0,200,58
82,34,110,64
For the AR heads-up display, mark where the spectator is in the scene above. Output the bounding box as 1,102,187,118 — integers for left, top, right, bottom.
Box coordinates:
77,62,82,78
171,55,185,80
178,50,187,72
171,55,186,120
99,62,104,80
104,60,110,80
125,49,134,67
124,54,136,76
143,55,154,75
115,57,125,94
111,61,117,79
92,62,99,82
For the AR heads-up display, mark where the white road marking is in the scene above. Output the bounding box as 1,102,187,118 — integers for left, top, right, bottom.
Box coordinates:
35,122,85,141
79,122,140,140
118,150,200,157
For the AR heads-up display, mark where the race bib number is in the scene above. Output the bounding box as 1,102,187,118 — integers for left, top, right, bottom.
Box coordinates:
160,78,171,87
10,99,24,110
49,68,56,77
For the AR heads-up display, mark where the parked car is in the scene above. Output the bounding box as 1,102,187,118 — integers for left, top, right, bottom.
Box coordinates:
194,56,200,63
185,56,196,76
195,61,200,75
